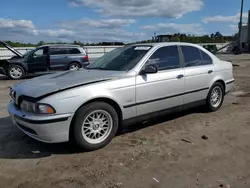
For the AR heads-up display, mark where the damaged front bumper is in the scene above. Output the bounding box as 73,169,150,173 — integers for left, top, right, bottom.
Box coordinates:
8,100,74,143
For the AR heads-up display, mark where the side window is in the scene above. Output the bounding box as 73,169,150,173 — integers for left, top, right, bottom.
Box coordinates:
147,46,180,71
200,50,213,65
33,47,48,57
181,46,203,67
50,48,68,55
69,48,81,54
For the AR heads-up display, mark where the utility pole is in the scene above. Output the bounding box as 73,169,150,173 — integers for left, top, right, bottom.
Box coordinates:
238,0,244,50
248,10,250,53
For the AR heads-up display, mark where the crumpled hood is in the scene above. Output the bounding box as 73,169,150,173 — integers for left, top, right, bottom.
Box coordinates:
12,69,126,98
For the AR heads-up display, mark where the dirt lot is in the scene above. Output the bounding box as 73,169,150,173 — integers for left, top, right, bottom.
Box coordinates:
0,54,250,188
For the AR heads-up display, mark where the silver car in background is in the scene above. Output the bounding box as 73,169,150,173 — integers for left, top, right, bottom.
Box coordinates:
8,42,234,151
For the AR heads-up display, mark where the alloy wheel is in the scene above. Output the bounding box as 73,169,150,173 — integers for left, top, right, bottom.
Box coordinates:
81,110,113,144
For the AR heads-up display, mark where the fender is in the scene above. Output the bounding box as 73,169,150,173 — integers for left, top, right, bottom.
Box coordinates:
8,58,28,72
209,75,226,92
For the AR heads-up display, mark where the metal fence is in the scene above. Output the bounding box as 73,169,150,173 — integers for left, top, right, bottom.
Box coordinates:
83,46,122,61
0,43,230,60
0,46,123,60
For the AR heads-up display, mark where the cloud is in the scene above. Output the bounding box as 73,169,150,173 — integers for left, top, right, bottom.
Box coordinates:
69,0,203,18
0,18,35,29
141,23,205,35
59,18,136,29
202,13,248,23
56,18,143,42
35,29,75,38
0,18,146,43
228,24,238,31
0,18,36,37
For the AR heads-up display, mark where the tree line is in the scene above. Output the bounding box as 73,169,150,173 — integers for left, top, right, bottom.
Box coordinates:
0,41,125,47
133,32,238,44
1,31,237,47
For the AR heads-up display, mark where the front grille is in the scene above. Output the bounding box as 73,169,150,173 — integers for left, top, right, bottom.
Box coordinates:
16,122,37,135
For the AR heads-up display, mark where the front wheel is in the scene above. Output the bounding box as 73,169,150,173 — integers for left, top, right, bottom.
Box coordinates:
8,65,24,80
206,82,225,112
71,102,119,151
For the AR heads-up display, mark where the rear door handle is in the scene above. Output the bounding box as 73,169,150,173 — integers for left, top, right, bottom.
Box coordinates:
177,74,184,79
208,70,213,74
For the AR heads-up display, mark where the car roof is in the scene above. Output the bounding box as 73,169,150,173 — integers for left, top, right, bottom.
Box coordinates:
40,44,81,48
131,42,201,47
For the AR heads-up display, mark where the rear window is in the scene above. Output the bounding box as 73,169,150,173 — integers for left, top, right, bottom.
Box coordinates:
200,50,213,65
50,48,68,55
181,46,203,67
68,48,81,54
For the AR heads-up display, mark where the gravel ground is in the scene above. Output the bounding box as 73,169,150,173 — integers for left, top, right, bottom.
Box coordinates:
0,54,250,188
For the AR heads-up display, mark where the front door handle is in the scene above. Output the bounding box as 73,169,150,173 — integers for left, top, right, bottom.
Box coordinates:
177,74,184,79
208,70,213,74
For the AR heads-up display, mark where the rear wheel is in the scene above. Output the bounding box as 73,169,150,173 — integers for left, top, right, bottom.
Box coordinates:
8,65,24,80
71,102,119,151
206,82,225,112
68,62,81,70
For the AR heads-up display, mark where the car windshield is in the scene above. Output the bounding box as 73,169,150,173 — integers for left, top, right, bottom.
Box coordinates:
23,49,36,57
86,45,152,71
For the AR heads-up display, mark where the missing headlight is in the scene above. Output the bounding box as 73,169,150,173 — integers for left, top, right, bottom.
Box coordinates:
20,100,37,113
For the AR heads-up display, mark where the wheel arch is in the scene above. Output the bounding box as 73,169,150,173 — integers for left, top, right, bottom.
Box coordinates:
68,61,81,69
215,80,226,92
210,76,226,93
210,79,226,93
206,79,226,112
9,63,27,72
69,97,123,140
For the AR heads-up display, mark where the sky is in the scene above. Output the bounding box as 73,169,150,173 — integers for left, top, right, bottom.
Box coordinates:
0,0,249,43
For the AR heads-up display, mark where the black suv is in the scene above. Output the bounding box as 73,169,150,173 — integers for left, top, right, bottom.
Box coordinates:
0,41,89,79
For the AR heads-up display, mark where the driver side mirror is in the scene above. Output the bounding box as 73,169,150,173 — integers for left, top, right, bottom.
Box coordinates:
140,64,158,75
29,53,36,59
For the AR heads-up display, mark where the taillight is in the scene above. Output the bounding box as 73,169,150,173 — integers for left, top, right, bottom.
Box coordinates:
83,55,89,62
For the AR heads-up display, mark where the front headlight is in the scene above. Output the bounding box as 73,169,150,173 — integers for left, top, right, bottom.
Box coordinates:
20,100,56,114
20,100,37,112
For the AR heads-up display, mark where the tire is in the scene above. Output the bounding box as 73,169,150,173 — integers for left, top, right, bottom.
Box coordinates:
8,65,25,80
68,62,81,70
71,102,119,151
206,82,225,112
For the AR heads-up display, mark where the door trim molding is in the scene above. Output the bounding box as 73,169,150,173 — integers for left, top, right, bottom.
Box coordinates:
123,87,209,108
226,80,235,85
123,99,206,125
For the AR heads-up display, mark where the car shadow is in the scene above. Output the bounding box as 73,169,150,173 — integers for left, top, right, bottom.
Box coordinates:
0,106,207,159
0,116,76,159
0,75,9,80
118,106,208,135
